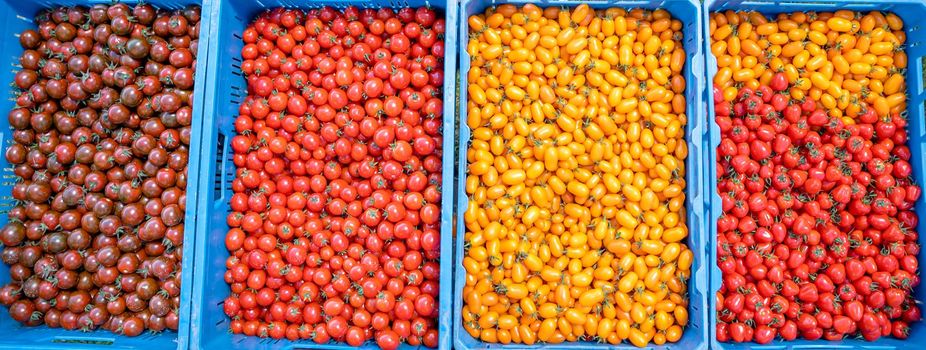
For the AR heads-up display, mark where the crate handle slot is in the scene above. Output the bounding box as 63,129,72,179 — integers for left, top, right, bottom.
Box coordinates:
214,132,227,200
52,336,115,346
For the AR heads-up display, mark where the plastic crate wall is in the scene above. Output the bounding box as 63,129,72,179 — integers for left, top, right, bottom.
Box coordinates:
0,0,210,350
703,1,926,349
188,0,458,349
452,1,708,350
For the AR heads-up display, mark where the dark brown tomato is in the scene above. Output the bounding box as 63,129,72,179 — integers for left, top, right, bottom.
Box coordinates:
175,106,192,127
120,53,142,71
36,131,59,154
25,221,47,241
147,314,166,332
168,150,188,171
139,217,166,242
152,16,170,37
110,15,132,35
148,293,170,317
14,70,38,89
147,147,168,167
121,316,144,336
148,40,171,63
9,108,31,129
67,290,91,314
1,247,20,265
66,228,90,250
72,36,93,54
28,83,48,104
67,81,89,101
61,185,84,206
44,309,61,328
149,257,174,280
158,65,176,85
136,278,159,300
13,130,35,146
117,234,142,254
98,215,120,236
132,135,156,155
20,276,39,299
130,3,156,24
8,299,35,324
168,48,194,68
41,59,65,79
75,108,98,127
154,92,181,112
106,296,126,315
155,168,177,188
161,204,183,227
19,29,40,48
25,182,51,203
20,50,41,70
54,112,78,134
30,112,52,132
183,6,201,23
87,54,108,73
73,143,95,164
123,159,143,180
6,143,27,164
165,226,183,248
77,271,93,291
80,214,100,234
143,160,160,177
142,178,163,198
120,85,144,107
8,264,30,281
93,199,115,218
19,246,42,268
142,118,165,136
55,269,78,289
67,55,89,73
92,151,115,171
54,22,77,41
172,68,195,90
161,187,183,206
125,38,150,59
159,129,181,149
88,306,109,326
24,203,47,221
168,15,189,36
59,250,83,270
112,66,135,88
107,103,130,125
67,164,90,185
180,126,192,145
136,98,155,118
117,254,139,274
42,232,68,253
121,202,145,226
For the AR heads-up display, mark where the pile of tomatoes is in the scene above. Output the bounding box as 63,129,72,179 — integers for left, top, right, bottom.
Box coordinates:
222,6,445,349
714,78,922,343
712,9,922,343
0,4,199,336
463,4,693,347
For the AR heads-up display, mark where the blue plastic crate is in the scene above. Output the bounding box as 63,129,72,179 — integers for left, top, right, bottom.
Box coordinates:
187,0,458,349
703,0,926,349
452,1,708,349
0,1,209,350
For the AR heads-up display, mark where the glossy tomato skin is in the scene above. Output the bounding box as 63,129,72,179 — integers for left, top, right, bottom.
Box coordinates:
224,5,443,347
